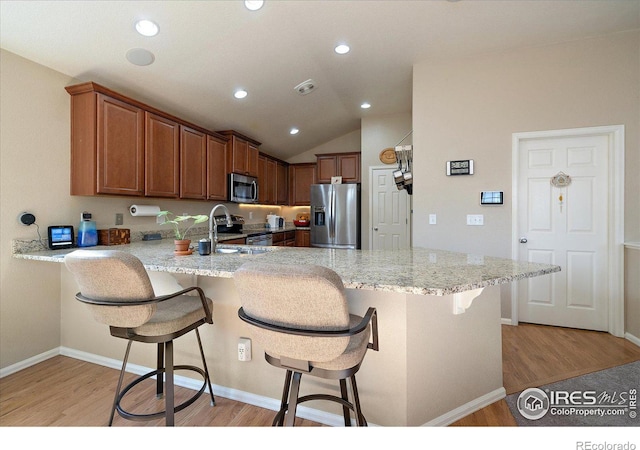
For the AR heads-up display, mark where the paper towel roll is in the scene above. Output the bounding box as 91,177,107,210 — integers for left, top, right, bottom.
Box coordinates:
129,205,161,217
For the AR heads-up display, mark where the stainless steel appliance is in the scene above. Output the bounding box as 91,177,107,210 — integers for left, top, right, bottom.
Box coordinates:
245,232,272,246
310,183,360,249
229,173,258,203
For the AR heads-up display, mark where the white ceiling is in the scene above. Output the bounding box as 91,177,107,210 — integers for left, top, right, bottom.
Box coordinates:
1,0,638,160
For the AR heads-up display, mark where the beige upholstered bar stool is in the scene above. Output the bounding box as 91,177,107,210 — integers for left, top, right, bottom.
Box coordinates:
64,249,215,426
234,261,379,426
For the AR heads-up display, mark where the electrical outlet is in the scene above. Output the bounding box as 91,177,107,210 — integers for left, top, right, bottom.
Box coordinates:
238,338,252,362
115,213,123,225
466,214,484,226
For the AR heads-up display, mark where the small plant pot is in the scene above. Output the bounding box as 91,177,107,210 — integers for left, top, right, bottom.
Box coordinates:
174,239,192,255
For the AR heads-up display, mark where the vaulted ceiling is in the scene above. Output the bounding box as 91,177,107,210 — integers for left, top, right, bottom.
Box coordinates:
1,0,638,160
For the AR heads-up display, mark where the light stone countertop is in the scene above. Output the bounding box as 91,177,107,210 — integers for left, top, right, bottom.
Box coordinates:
12,238,560,296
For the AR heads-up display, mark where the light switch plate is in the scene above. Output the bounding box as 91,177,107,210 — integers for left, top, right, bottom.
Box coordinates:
429,214,437,225
466,214,484,226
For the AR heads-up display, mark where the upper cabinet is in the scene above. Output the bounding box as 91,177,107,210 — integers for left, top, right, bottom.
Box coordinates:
65,82,231,200
289,163,316,206
206,134,228,201
67,87,145,196
219,130,260,178
316,152,361,183
145,112,179,198
258,153,288,205
179,125,207,200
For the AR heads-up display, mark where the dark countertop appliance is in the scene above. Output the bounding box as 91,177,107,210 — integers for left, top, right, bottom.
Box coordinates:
214,214,244,234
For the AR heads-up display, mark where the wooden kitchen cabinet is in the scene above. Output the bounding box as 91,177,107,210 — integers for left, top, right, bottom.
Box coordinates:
295,229,310,247
273,231,296,246
316,152,361,183
289,163,316,206
67,86,145,196
219,130,260,177
221,237,245,245
179,126,207,199
276,161,289,205
207,134,228,201
145,112,179,197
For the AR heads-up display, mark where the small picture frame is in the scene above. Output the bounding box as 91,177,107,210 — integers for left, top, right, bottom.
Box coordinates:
331,176,342,184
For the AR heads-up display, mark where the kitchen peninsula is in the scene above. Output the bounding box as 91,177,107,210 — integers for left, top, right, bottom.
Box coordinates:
13,239,559,426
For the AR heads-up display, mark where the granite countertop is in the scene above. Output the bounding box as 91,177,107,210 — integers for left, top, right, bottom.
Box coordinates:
12,238,560,296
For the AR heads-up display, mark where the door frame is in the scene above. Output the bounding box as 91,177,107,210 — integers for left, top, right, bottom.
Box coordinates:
368,165,412,250
510,125,625,337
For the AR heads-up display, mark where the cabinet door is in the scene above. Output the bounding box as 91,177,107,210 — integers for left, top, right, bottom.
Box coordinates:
97,94,144,195
207,135,228,201
276,162,289,205
266,158,277,204
338,153,360,183
290,163,316,206
180,126,207,199
258,155,268,203
316,155,336,183
248,143,259,178
145,112,179,197
230,136,249,174
295,230,310,247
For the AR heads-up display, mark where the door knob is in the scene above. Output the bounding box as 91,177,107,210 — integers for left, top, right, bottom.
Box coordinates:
373,227,379,231
519,237,528,243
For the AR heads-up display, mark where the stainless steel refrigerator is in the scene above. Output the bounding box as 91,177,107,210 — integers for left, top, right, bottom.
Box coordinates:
310,183,361,249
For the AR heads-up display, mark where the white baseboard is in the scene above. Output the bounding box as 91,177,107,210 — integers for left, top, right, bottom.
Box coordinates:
501,317,514,326
3,347,506,427
421,387,506,426
0,347,60,378
625,332,640,347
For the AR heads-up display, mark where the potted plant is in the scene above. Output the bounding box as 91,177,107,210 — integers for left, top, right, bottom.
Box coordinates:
157,211,209,255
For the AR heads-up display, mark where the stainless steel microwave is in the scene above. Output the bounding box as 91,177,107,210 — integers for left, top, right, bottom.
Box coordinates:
229,173,258,203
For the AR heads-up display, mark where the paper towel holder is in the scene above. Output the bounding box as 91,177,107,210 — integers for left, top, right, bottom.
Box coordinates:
129,205,161,217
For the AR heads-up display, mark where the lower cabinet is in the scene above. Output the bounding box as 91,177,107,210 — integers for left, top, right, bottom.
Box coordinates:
221,237,245,245
295,229,310,247
273,231,296,246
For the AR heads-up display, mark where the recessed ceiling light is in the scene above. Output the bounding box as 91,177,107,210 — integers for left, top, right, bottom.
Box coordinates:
334,44,350,55
234,89,248,99
135,19,159,37
244,1,264,11
126,48,155,66
290,128,299,135
361,102,371,109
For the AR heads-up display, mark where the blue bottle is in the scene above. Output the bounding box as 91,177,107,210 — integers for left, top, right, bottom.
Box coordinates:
77,212,98,247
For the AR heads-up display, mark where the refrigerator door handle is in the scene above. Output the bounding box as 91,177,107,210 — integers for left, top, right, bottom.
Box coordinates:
330,187,335,239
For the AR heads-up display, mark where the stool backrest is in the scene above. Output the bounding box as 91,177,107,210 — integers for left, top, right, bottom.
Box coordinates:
234,262,350,362
64,250,156,327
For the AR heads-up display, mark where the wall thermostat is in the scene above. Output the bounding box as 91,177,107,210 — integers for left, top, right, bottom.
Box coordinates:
481,191,504,205
446,160,474,176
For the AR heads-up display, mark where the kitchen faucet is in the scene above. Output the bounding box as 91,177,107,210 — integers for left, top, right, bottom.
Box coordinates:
209,204,232,252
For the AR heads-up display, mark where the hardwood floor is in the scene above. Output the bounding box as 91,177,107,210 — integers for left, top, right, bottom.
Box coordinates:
1,323,639,427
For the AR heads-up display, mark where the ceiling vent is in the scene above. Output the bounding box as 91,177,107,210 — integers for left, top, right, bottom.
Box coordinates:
294,79,317,95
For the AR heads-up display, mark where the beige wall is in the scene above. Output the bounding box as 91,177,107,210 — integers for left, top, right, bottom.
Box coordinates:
360,113,413,250
286,129,361,164
412,31,640,322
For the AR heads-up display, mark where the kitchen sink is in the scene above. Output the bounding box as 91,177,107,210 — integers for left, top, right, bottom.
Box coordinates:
215,248,240,254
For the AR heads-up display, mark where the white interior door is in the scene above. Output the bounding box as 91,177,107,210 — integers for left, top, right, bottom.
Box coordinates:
370,167,410,250
516,132,610,331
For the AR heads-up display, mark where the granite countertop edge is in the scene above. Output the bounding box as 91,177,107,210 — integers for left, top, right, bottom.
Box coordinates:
11,237,560,297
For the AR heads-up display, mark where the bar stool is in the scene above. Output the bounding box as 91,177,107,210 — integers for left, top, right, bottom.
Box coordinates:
234,261,378,426
64,249,215,426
